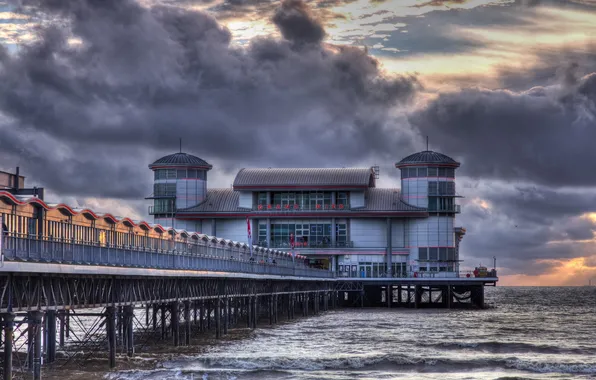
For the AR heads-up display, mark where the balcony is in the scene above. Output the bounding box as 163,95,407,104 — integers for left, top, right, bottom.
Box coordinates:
257,240,355,249
253,204,350,212
429,205,461,213
148,205,176,215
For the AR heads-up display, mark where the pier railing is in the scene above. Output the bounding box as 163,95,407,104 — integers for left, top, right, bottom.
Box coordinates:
0,234,334,279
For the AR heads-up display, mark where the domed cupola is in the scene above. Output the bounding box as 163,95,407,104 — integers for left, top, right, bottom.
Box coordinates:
396,150,460,168
395,150,460,210
149,152,213,170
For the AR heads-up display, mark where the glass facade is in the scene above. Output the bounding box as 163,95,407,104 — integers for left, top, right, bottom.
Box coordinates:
154,169,206,180
256,191,349,210
401,167,455,179
257,221,348,248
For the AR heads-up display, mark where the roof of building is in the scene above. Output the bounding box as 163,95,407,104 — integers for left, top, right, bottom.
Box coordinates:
360,188,426,212
180,188,425,213
149,152,212,169
233,168,376,190
396,150,460,167
182,189,249,213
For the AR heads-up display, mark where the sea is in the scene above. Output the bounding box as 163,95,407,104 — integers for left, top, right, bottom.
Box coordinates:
97,287,596,380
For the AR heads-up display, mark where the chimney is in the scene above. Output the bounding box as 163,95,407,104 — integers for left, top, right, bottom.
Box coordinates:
14,167,20,189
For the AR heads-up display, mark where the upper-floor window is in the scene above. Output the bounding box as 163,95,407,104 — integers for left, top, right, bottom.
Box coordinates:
154,183,177,197
428,181,455,196
402,167,455,179
154,169,206,180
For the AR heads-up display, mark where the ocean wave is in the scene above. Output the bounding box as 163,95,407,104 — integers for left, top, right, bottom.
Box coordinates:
429,341,595,355
159,354,596,375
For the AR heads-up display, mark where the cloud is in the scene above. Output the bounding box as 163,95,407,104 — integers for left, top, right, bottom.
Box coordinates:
0,0,417,200
272,0,326,45
409,69,596,187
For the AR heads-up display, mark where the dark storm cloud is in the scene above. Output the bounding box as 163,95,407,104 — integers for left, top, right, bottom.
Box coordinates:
409,68,596,187
272,0,325,45
0,0,417,199
456,181,596,274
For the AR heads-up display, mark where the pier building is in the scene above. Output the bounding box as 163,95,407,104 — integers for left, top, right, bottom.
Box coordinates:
146,150,467,279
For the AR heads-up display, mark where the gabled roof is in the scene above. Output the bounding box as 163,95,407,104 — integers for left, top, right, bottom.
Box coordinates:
233,168,376,190
396,150,460,168
360,189,426,212
149,152,212,170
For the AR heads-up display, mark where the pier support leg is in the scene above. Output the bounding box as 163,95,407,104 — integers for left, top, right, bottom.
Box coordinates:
200,301,205,332
152,305,158,332
106,306,117,369
252,296,258,328
215,299,221,338
3,313,14,380
415,285,421,309
171,302,180,346
269,295,273,325
161,305,167,339
247,296,252,328
59,311,65,348
27,313,34,370
397,285,402,305
184,301,191,346
223,298,229,335
207,301,212,330
124,305,134,357
46,310,57,363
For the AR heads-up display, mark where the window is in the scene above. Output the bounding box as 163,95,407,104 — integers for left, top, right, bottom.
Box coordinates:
177,169,186,178
447,248,456,261
258,223,267,246
428,167,438,177
154,183,176,197
428,182,438,195
336,223,347,243
419,247,428,260
258,192,267,206
439,248,447,261
418,167,427,177
429,248,438,261
401,169,409,179
337,192,349,206
408,168,417,177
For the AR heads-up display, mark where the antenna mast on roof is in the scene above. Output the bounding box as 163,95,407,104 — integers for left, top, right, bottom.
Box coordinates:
426,136,429,151
372,165,380,179
179,138,182,153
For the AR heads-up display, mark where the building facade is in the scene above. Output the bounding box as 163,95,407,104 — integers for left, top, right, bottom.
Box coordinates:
147,150,464,278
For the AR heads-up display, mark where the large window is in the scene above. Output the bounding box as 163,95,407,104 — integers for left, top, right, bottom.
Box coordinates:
154,169,206,180
418,247,456,261
402,167,455,179
154,183,176,197
265,222,343,247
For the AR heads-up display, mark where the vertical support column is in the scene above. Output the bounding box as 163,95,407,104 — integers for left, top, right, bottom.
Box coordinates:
59,311,65,348
161,304,167,339
46,310,57,363
415,285,421,309
152,304,158,331
252,296,258,328
397,285,402,305
247,296,252,328
124,305,134,357
145,304,150,327
171,302,180,346
387,284,392,308
331,216,336,247
223,298,229,335
184,301,191,346
215,298,221,338
266,217,271,248
207,301,212,330
269,295,273,325
304,293,309,316
386,218,393,278
106,306,117,369
65,310,70,339
200,300,205,332
3,313,15,380
194,301,198,325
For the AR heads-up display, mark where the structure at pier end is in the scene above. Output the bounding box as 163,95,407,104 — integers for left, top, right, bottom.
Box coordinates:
147,149,495,282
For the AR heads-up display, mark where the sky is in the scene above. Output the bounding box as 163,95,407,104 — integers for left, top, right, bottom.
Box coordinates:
1,0,596,286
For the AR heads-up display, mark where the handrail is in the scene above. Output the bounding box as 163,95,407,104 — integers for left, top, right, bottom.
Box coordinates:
0,234,334,279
